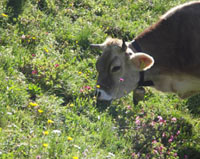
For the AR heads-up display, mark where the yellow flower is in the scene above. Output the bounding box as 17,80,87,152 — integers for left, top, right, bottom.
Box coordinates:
44,48,49,53
78,71,82,75
32,37,36,40
67,136,73,141
38,109,44,113
96,85,100,88
47,119,54,124
73,157,78,159
2,13,8,17
70,103,74,107
43,143,48,147
43,131,49,135
29,102,38,107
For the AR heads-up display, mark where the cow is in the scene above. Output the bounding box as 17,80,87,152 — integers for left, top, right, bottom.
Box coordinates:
91,1,200,102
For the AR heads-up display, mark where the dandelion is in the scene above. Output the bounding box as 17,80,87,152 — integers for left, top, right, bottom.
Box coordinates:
38,109,43,113
70,103,74,107
43,131,49,135
96,85,100,88
43,143,48,147
72,157,78,159
1,13,8,17
47,119,54,124
29,102,38,107
44,48,49,53
67,136,73,141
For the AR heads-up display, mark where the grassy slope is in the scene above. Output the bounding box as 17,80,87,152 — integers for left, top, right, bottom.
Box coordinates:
0,0,200,158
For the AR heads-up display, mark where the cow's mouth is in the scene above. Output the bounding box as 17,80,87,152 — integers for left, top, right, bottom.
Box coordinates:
95,88,113,101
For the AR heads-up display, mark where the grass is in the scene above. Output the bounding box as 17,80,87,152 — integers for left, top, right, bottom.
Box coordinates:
0,0,200,158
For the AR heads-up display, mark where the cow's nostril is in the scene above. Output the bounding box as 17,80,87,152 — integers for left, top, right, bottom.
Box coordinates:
98,91,101,98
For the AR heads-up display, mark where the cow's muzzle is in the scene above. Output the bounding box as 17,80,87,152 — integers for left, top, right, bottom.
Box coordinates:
95,88,113,101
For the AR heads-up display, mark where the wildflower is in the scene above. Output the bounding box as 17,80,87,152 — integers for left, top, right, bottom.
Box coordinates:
119,78,124,82
132,153,136,157
127,105,132,110
43,131,49,135
78,71,82,75
67,136,73,141
44,48,48,52
32,54,36,57
32,70,37,75
43,143,48,147
70,103,74,107
135,116,140,125
76,41,78,44
96,85,100,88
72,157,78,159
168,135,174,143
174,153,178,157
32,37,36,40
153,149,158,154
84,86,91,90
152,140,157,144
171,117,177,122
162,132,166,138
36,155,41,159
1,13,8,17
55,64,59,68
21,35,26,39
47,119,54,124
29,102,38,107
38,109,43,113
176,130,180,135
52,130,61,134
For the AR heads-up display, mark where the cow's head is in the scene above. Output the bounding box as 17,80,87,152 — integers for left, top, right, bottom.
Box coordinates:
91,38,154,101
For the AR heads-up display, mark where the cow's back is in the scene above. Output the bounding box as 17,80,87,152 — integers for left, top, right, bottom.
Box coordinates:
136,1,200,77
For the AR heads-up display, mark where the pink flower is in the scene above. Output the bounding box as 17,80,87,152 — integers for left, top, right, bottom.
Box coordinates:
150,121,156,127
132,153,136,158
119,78,124,82
32,54,36,57
32,70,37,75
55,64,59,68
168,135,174,143
152,140,157,144
162,132,166,138
174,153,177,157
157,116,163,120
176,130,180,135
171,117,177,122
153,149,158,154
127,105,132,110
84,86,91,90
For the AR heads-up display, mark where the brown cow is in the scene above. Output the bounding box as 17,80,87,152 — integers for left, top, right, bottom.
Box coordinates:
92,1,200,101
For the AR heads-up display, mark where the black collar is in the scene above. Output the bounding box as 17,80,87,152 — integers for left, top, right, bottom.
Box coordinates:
131,40,154,87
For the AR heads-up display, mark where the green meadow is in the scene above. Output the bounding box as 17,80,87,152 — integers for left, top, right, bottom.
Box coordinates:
0,0,200,158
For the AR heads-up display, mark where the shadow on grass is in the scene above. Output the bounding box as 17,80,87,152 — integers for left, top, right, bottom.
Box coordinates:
6,0,27,22
186,94,200,116
179,147,200,159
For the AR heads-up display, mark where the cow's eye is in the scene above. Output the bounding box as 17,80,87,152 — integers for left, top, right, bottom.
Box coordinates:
111,66,121,73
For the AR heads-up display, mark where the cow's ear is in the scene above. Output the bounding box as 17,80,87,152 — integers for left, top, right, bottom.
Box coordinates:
130,53,154,71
